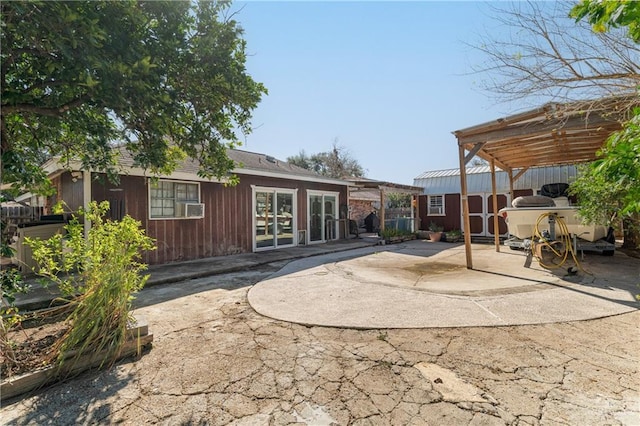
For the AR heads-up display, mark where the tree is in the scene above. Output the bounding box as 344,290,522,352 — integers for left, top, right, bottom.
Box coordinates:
569,0,640,249
386,193,412,209
287,141,366,179
569,113,640,248
571,0,640,42
472,1,639,107
472,1,640,248
1,1,266,195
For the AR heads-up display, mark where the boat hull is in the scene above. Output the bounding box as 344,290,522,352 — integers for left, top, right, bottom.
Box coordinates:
498,206,607,242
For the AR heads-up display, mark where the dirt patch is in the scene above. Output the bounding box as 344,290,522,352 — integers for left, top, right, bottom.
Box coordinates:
406,261,466,275
1,315,68,378
619,247,640,259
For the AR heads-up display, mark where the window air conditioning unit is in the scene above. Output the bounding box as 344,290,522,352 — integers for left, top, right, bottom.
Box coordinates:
176,203,205,218
185,203,205,218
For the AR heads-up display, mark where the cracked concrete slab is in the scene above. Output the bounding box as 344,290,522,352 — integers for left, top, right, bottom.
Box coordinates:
414,362,487,403
248,241,639,327
2,247,638,425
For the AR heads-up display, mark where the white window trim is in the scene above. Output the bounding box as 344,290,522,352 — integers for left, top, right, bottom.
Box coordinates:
306,190,340,245
252,185,298,252
427,194,445,216
148,178,202,220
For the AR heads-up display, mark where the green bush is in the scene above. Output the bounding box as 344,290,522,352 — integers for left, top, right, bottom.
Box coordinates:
27,201,155,370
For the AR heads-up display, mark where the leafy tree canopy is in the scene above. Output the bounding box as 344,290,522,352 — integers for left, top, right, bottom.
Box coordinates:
569,0,640,248
287,142,365,179
571,0,640,42
1,0,266,195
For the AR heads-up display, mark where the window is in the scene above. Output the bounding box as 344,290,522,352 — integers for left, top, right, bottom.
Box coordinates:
150,180,200,219
428,195,445,216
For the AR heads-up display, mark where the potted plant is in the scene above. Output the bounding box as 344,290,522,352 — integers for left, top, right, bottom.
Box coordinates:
428,222,444,242
444,229,462,243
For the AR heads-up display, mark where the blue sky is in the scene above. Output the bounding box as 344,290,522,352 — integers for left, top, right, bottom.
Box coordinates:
234,1,543,185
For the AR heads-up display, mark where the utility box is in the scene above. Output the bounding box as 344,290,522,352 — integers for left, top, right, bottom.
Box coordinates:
13,223,66,273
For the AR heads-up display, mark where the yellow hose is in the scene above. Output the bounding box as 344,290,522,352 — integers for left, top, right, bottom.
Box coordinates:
531,212,586,273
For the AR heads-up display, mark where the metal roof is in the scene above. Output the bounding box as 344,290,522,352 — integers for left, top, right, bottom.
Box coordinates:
414,165,578,194
414,166,492,180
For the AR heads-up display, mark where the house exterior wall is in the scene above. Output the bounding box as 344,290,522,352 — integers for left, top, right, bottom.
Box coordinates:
418,194,461,232
52,171,347,265
51,173,84,213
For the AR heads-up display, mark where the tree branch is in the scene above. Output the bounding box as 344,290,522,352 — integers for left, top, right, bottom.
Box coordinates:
1,96,90,117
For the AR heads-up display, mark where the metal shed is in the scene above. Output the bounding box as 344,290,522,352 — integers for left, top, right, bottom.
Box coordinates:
414,165,578,195
453,95,637,269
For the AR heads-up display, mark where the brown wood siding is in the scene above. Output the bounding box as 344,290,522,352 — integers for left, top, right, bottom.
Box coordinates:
514,189,533,198
488,216,508,235
90,173,347,264
468,195,483,214
417,194,461,232
487,194,508,213
52,172,84,213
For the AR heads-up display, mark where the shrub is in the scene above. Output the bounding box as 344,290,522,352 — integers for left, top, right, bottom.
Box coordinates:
27,201,155,370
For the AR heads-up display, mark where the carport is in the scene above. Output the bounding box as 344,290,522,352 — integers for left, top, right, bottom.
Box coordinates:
453,95,637,269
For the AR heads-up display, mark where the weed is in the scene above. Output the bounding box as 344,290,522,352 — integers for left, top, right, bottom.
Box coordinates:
27,201,155,372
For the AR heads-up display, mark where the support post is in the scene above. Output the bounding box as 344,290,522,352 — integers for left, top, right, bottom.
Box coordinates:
508,170,515,202
490,159,500,252
458,146,473,269
379,188,385,232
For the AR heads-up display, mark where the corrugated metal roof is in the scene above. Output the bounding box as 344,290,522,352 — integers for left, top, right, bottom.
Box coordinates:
413,165,578,194
414,166,491,180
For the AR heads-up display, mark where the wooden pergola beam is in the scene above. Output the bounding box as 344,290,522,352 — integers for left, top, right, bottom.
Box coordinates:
456,113,621,147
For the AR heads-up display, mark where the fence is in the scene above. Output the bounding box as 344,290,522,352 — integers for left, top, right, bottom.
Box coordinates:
1,205,44,243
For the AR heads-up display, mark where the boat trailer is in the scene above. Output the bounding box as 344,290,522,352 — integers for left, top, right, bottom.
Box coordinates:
503,213,616,268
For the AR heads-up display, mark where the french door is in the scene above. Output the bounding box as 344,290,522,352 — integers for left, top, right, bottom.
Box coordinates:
254,187,296,251
308,191,338,244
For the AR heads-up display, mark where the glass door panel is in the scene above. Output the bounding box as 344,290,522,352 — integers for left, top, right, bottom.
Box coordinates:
309,194,323,242
276,192,294,246
256,191,275,248
324,195,336,240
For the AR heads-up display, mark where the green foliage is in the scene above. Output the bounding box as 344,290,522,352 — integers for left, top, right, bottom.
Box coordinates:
569,0,640,249
1,268,29,307
386,193,412,209
0,219,29,308
1,1,266,195
0,242,29,378
380,228,413,239
570,111,640,230
26,201,155,369
287,142,365,178
571,0,640,42
428,222,444,232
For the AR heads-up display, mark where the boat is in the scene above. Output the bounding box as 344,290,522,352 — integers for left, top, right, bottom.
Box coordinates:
498,194,608,243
